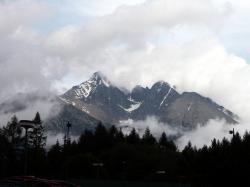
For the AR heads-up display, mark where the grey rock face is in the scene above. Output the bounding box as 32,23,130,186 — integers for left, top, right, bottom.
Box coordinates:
130,81,180,120
62,72,133,123
162,92,237,130
45,99,100,135
57,72,238,133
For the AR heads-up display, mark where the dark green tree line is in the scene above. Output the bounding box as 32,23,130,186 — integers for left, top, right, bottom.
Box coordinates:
2,114,250,186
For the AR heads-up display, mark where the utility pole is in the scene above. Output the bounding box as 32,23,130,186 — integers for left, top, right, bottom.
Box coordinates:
65,121,72,145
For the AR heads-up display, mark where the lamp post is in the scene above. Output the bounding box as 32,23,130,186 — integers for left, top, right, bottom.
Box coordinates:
92,162,104,179
229,128,235,137
19,120,35,175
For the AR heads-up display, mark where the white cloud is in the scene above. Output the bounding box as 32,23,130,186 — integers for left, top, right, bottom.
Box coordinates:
43,0,232,89
0,0,54,39
118,116,180,137
67,0,146,17
46,0,229,53
177,119,232,149
118,117,236,150
0,93,58,127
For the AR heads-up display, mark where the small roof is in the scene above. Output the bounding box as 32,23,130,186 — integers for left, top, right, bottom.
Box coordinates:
19,120,35,129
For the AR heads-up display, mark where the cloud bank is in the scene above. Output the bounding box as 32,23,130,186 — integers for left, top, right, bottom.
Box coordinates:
119,116,250,150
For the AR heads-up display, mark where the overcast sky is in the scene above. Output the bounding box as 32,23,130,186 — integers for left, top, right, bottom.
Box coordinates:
1,0,250,130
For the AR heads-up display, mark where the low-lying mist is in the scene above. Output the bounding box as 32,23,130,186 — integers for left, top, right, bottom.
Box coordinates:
42,111,250,150
118,116,250,150
0,92,62,128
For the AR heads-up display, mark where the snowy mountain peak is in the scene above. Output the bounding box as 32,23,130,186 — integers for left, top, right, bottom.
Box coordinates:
64,72,112,99
151,81,172,94
152,81,170,89
89,71,111,87
131,85,148,94
132,85,145,91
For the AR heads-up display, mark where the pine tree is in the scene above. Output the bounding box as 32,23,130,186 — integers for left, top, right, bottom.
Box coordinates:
127,128,140,144
26,113,47,175
94,122,109,150
159,132,168,146
109,125,118,139
2,116,24,176
107,125,118,146
142,127,156,145
79,129,95,152
28,112,46,149
159,132,177,151
116,129,125,143
183,141,194,156
2,115,22,146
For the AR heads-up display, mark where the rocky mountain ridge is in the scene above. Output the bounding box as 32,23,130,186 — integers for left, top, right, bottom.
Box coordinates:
53,71,238,134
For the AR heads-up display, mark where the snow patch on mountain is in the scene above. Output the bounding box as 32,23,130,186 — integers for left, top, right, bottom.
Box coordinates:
218,107,235,119
92,71,111,87
119,102,142,113
75,82,94,98
59,97,70,104
99,77,110,87
128,97,136,102
159,88,172,108
81,106,90,114
126,102,142,112
73,72,111,99
187,103,192,112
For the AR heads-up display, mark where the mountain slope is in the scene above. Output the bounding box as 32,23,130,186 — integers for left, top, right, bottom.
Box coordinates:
130,81,180,120
62,72,132,123
45,99,101,135
162,92,237,129
59,72,238,132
